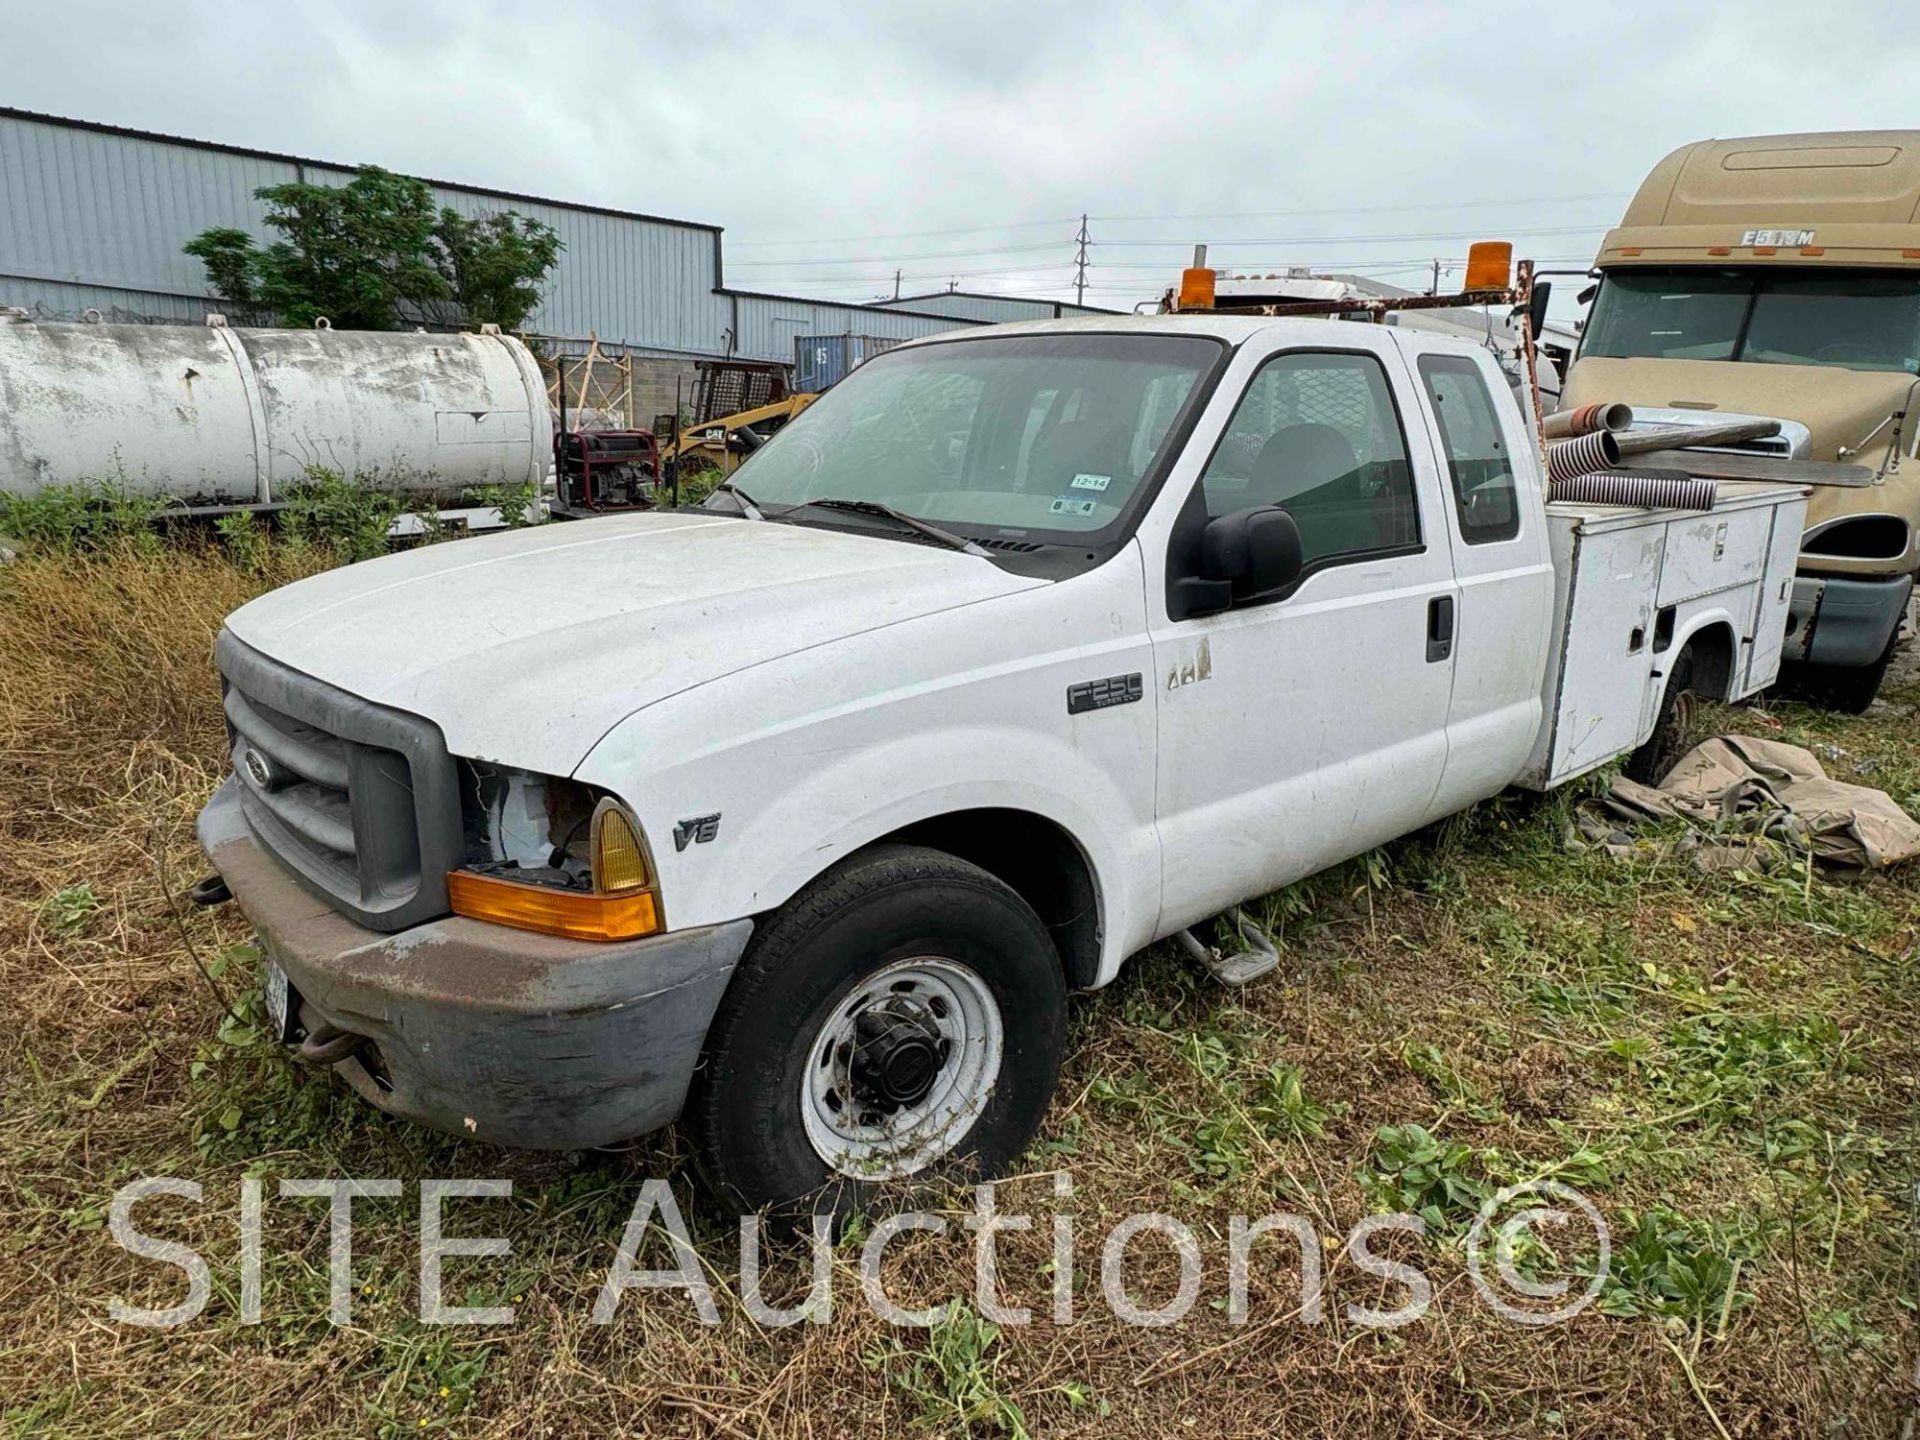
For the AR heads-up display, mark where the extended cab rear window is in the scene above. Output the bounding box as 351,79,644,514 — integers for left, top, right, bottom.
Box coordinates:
1417,353,1520,544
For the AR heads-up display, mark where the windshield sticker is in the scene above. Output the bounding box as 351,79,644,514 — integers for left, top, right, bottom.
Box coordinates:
1049,497,1097,517
1070,473,1112,492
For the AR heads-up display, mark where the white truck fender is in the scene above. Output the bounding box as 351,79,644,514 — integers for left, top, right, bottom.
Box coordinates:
571,554,1166,987
584,721,1157,987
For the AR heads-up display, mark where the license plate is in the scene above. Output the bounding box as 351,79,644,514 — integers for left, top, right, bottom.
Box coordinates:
262,958,292,1042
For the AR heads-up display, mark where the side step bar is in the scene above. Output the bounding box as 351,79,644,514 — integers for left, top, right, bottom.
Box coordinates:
1175,907,1280,986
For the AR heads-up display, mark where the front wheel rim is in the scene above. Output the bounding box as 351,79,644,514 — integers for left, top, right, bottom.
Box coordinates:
799,955,1004,1180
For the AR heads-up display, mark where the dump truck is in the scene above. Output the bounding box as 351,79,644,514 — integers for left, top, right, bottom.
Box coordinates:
1563,131,1920,710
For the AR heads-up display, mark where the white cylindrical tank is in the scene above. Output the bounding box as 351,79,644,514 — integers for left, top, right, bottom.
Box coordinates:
0,314,551,505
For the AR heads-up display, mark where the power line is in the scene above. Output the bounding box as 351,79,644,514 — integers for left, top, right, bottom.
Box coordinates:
721,191,1630,251
726,222,1607,273
1073,222,1609,248
726,215,1080,247
1088,191,1630,223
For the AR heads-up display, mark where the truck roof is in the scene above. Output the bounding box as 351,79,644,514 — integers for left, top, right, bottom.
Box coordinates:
891,313,1496,359
1599,130,1920,270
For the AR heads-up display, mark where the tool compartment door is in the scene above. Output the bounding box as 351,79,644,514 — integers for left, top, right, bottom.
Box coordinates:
1543,514,1666,785
1657,506,1774,606
1745,498,1809,691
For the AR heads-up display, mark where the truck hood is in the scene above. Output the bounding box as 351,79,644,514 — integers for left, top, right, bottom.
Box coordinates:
224,511,1045,774
1565,356,1920,537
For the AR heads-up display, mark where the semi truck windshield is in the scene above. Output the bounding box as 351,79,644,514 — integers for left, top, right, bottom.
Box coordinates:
1582,268,1920,375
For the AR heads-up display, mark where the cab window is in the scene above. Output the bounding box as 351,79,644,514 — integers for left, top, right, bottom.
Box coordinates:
1198,350,1419,569
1417,353,1520,544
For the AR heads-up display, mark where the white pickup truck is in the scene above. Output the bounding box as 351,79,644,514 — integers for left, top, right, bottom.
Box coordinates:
196,316,1805,1214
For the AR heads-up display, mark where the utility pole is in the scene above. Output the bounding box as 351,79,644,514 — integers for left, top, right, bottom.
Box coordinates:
1429,258,1442,296
893,268,901,301
1073,214,1090,308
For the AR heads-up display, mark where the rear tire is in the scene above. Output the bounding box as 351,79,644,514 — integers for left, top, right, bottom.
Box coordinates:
1777,640,1895,716
1623,644,1699,785
685,844,1067,1219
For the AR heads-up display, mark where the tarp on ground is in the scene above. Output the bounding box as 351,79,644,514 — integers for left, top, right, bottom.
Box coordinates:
1579,735,1920,872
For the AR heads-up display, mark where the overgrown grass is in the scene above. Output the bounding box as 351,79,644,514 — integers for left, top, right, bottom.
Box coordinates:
0,531,1914,1437
0,469,548,568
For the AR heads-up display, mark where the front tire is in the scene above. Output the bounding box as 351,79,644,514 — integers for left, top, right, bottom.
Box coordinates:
685,844,1067,1218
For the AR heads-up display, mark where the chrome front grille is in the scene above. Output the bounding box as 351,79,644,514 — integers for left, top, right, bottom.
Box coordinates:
217,630,462,932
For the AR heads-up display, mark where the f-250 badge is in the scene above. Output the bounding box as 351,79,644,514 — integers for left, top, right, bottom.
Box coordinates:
673,813,721,851
1066,673,1143,714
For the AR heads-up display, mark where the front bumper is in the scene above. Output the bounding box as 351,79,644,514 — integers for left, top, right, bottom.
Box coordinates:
198,775,751,1149
1785,573,1914,667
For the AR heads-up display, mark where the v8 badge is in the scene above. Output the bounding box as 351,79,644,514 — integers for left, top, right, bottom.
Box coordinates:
673,813,721,852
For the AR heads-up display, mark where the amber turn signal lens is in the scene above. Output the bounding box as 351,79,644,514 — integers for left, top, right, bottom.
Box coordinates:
1463,241,1512,292
448,870,660,942
592,799,653,893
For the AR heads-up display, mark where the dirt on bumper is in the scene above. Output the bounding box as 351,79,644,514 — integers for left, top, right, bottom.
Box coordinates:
198,775,750,1149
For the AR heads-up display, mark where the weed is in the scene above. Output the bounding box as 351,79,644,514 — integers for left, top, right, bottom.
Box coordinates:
43,883,99,935
0,479,171,551
1250,1062,1333,1139
213,510,268,570
1634,1009,1843,1132
867,1304,1032,1438
279,467,408,561
1594,1210,1754,1324
1355,1124,1491,1232
1401,1040,1503,1123
669,459,724,508
469,481,544,528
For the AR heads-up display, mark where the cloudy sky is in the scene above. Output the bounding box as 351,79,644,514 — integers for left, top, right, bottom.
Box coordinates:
5,0,1917,316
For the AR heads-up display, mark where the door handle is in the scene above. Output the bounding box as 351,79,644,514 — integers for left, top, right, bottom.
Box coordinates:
1426,595,1455,663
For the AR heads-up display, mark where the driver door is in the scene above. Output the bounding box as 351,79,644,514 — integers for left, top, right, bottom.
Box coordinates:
1145,335,1460,935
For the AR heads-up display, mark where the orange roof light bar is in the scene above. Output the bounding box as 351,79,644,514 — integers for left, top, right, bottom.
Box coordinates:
448,870,661,942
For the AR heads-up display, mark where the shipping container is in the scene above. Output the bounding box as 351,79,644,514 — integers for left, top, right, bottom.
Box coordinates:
793,333,903,393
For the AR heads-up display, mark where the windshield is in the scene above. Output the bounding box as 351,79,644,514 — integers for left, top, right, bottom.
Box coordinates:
716,333,1220,541
1582,267,1920,374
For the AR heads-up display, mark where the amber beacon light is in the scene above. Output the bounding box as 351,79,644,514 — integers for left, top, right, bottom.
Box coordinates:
1463,241,1513,291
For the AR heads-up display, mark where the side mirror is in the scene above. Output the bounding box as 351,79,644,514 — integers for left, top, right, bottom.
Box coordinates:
1200,505,1304,597
1527,281,1552,341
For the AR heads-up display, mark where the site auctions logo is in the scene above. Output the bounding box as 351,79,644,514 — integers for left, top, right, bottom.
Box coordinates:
103,1173,1610,1331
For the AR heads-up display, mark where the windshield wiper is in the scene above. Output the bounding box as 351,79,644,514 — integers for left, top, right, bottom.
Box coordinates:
790,497,992,557
712,477,764,520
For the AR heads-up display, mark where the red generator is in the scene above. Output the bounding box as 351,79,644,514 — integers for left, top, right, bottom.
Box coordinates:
554,429,661,512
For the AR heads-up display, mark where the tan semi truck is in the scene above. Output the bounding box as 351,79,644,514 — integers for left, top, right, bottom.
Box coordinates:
1564,131,1920,710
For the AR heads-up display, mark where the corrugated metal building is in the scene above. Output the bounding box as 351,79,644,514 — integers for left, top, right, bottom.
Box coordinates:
0,107,987,370
873,290,1122,324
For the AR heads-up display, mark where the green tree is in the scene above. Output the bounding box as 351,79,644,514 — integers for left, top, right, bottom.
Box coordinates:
185,166,561,332
431,208,564,333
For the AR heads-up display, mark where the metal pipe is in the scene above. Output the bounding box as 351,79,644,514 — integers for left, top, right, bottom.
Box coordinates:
1612,419,1781,457
1549,471,1718,511
1545,429,1621,483
1541,402,1632,440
